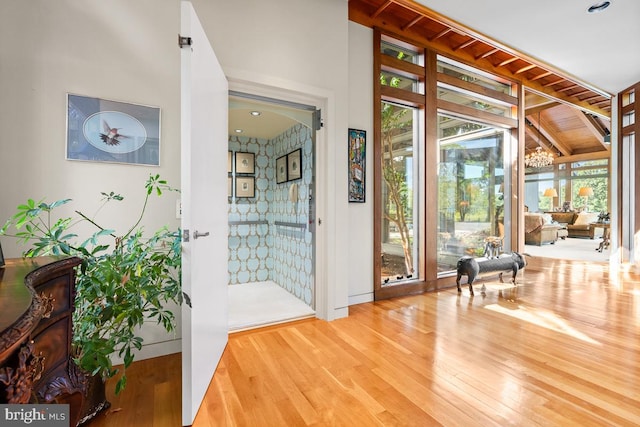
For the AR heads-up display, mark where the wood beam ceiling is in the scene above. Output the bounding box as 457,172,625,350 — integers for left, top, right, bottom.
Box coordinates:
349,0,612,119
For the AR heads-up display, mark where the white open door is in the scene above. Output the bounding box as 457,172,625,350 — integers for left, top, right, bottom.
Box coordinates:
180,1,229,425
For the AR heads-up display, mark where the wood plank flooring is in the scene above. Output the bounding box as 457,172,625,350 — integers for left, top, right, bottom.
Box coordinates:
92,257,640,426
88,352,181,427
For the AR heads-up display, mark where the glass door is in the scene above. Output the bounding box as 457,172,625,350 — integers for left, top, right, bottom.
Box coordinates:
436,114,510,273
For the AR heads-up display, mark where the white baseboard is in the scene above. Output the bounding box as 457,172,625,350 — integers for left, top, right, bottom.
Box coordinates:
332,306,349,320
348,292,374,306
111,338,181,366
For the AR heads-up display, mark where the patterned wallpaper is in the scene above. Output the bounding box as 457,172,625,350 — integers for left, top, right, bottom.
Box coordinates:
228,123,314,307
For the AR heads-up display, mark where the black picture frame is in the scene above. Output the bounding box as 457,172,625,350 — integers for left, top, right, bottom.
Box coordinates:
348,128,366,202
235,152,255,174
0,241,4,267
276,155,288,184
287,148,302,181
235,176,255,198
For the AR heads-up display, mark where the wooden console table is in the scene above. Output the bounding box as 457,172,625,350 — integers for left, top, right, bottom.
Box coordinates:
0,257,87,425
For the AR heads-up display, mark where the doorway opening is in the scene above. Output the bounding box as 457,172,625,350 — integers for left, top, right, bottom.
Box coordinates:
523,89,611,262
227,91,317,331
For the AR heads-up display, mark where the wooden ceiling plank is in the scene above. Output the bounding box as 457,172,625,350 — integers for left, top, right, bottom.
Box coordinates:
594,99,612,106
429,27,452,42
530,71,553,82
557,84,580,93
577,111,610,151
524,125,556,154
580,94,605,102
371,0,393,19
543,78,566,88
527,115,572,157
525,102,561,116
526,82,610,119
453,38,476,51
476,47,500,60
498,57,519,67
515,64,537,75
571,89,592,97
402,14,423,30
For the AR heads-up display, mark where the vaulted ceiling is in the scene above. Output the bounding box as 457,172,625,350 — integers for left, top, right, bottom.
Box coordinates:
524,92,610,164
349,0,614,163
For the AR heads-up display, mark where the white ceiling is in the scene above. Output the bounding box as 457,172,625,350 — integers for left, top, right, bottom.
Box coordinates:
414,0,640,95
229,96,311,140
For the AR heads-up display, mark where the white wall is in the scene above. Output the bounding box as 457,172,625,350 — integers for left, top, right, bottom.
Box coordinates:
0,0,182,358
347,22,375,304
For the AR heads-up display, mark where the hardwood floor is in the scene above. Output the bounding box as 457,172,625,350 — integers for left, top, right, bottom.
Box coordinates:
88,353,181,427
93,257,640,426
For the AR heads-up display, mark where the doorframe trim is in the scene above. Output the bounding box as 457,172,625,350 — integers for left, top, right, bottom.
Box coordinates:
227,72,339,320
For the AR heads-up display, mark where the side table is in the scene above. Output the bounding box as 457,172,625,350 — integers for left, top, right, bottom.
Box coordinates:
590,222,610,252
556,222,568,240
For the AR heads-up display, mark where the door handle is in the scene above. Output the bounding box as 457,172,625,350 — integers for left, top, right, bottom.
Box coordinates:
193,230,210,239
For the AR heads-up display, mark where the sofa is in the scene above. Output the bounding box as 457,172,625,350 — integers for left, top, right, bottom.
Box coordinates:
524,213,562,245
547,212,599,239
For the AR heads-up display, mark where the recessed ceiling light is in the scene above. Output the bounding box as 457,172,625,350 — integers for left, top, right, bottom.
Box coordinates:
235,129,243,133
250,111,261,116
588,1,611,13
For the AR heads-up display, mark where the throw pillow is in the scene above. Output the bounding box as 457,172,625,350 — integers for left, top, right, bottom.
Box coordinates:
573,212,599,226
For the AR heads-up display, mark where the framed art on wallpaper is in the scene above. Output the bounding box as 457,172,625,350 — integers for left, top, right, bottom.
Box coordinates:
235,152,255,174
287,149,302,181
348,128,366,202
276,155,288,184
235,176,255,198
66,94,160,166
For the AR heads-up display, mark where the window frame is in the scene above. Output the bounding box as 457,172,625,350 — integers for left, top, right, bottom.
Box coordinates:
373,30,522,300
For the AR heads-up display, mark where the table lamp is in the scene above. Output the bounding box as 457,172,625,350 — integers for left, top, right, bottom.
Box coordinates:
543,188,557,210
578,187,594,212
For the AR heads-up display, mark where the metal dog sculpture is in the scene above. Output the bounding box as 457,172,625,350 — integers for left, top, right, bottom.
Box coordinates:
456,252,526,296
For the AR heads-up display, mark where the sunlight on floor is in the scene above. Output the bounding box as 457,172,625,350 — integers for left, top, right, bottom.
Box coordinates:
485,304,600,345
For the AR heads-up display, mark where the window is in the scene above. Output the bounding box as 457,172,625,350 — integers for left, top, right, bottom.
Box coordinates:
380,102,421,285
437,115,509,272
524,160,609,213
374,31,519,298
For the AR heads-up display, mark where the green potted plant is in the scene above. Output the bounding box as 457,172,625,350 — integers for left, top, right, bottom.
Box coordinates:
0,174,182,398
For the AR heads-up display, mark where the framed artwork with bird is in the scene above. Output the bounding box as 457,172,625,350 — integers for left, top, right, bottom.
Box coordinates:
66,94,160,166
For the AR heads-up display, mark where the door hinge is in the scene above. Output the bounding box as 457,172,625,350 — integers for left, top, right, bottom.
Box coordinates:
313,109,322,131
178,35,193,48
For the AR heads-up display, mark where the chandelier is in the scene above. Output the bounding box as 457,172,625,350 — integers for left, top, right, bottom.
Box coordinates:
525,147,553,168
